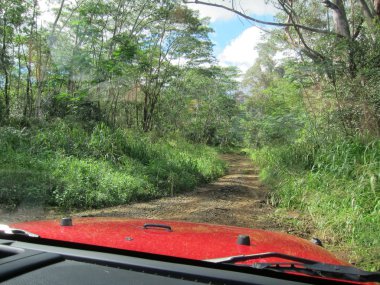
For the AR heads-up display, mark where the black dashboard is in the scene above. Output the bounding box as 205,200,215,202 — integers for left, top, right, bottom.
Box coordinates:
0,237,360,285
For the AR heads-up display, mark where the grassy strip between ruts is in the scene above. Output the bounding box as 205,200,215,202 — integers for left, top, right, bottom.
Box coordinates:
246,138,380,271
0,120,226,210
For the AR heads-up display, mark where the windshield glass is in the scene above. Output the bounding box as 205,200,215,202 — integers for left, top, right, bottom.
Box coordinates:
0,0,379,275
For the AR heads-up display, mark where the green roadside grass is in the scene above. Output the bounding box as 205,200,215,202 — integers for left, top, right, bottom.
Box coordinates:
245,138,380,271
0,120,226,210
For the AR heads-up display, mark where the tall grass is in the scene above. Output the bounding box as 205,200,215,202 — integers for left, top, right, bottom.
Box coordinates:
0,120,226,210
248,137,380,270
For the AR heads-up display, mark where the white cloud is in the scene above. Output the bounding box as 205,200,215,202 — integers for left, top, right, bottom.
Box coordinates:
38,0,77,25
38,0,64,25
186,0,278,22
217,26,265,73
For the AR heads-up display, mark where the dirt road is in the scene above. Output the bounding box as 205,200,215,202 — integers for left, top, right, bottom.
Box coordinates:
0,154,355,265
76,154,289,232
1,154,303,235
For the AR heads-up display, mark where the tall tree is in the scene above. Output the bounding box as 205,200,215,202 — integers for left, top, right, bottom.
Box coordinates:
185,0,380,135
0,0,29,120
135,2,214,131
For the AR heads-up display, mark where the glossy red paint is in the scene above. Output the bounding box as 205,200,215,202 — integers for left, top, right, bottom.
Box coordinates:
12,217,346,266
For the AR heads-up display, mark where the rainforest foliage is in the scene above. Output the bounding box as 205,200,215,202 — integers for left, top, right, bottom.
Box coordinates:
236,0,380,270
0,0,379,270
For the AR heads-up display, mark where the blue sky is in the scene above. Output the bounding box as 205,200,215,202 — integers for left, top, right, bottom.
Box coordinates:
186,1,278,73
210,17,253,55
210,14,275,55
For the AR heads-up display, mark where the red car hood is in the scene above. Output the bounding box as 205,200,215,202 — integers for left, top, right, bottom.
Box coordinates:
10,217,347,266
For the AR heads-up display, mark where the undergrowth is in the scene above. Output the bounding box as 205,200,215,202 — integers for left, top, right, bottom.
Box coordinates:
247,137,380,271
0,120,226,210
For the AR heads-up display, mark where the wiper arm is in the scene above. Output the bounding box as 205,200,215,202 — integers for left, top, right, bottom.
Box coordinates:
205,252,380,283
0,224,39,238
205,252,321,264
252,262,380,283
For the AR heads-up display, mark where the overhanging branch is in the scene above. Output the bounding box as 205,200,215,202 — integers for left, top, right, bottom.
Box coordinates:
183,0,335,35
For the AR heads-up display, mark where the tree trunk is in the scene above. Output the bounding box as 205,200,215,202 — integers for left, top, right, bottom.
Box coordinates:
1,17,10,119
35,38,44,118
324,1,356,77
357,0,376,39
332,0,351,38
4,70,10,119
374,0,380,18
142,89,158,132
323,0,351,37
142,91,150,132
24,64,32,117
358,0,374,23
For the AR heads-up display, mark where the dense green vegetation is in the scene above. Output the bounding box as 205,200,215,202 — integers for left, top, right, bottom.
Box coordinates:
0,0,235,209
240,23,380,269
0,120,225,210
248,139,379,270
1,0,379,271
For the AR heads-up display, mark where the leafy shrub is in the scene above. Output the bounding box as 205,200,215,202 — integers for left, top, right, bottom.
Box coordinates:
0,168,53,210
0,122,226,210
52,156,156,209
31,119,88,155
0,127,29,151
